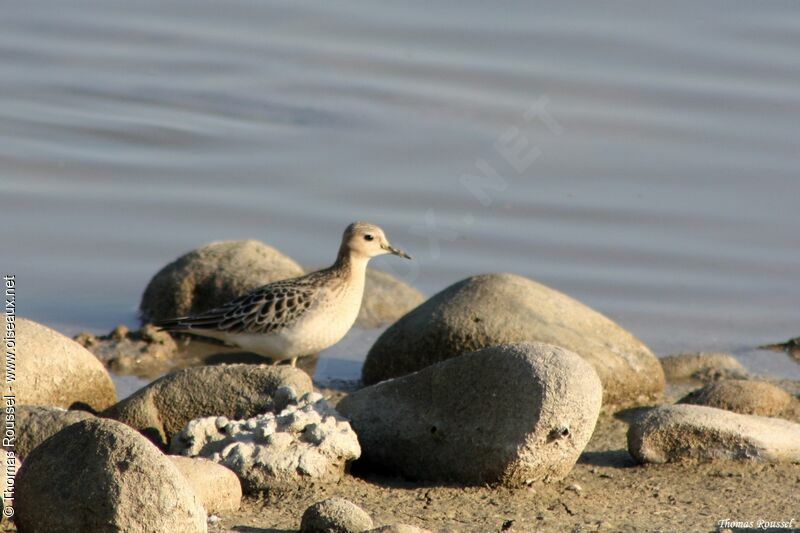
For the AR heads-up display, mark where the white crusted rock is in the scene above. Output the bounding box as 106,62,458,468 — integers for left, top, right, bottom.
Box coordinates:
103,365,312,448
171,392,360,493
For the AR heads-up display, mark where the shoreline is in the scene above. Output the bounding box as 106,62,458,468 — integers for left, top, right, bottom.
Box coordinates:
9,320,800,532
73,324,800,402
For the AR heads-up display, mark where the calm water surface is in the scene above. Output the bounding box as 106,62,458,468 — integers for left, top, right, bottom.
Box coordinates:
1,1,799,395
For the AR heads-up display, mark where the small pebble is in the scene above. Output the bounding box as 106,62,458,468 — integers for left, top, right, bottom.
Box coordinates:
111,325,129,341
566,483,583,494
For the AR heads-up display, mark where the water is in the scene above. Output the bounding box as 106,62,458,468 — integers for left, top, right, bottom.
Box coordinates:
2,1,799,394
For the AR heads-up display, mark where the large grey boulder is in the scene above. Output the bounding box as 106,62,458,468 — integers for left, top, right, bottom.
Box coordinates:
139,239,304,323
678,380,799,421
171,392,360,493
11,405,95,460
14,317,117,412
103,364,312,448
169,456,242,514
340,342,602,486
300,497,374,533
358,269,425,328
15,418,206,532
363,273,662,409
627,404,800,464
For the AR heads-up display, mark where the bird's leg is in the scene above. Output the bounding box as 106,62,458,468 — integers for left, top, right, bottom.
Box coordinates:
290,357,297,368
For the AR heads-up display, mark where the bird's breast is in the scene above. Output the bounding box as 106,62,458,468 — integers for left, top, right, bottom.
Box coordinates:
281,280,364,356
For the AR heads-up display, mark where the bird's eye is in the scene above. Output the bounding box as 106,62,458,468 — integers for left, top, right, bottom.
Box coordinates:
364,234,374,241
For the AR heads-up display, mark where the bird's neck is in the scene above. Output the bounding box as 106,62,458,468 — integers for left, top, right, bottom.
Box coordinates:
332,248,370,284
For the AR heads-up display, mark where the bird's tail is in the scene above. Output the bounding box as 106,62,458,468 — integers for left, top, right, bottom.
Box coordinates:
152,313,225,332
152,317,185,332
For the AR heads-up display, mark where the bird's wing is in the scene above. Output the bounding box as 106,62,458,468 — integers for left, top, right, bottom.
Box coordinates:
157,279,318,335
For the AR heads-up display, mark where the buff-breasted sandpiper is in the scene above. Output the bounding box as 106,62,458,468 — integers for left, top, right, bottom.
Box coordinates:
156,221,411,366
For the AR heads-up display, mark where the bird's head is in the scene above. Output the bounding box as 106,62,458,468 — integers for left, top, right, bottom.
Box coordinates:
341,221,411,260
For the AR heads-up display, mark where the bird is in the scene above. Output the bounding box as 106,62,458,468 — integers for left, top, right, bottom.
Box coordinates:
155,221,411,367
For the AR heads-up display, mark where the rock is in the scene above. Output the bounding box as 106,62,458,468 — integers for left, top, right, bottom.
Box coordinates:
111,324,129,341
340,342,602,486
75,324,180,379
300,497,374,533
365,526,433,533
169,456,242,514
759,336,800,363
566,482,583,494
363,273,662,409
13,317,117,412
678,380,799,421
660,352,749,383
139,239,304,323
772,378,800,398
103,364,312,448
15,418,206,532
627,404,800,464
11,405,95,460
357,269,425,328
77,323,320,379
171,392,360,493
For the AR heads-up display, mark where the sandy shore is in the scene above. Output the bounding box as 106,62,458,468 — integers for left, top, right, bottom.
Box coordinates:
61,325,800,532
205,382,800,532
